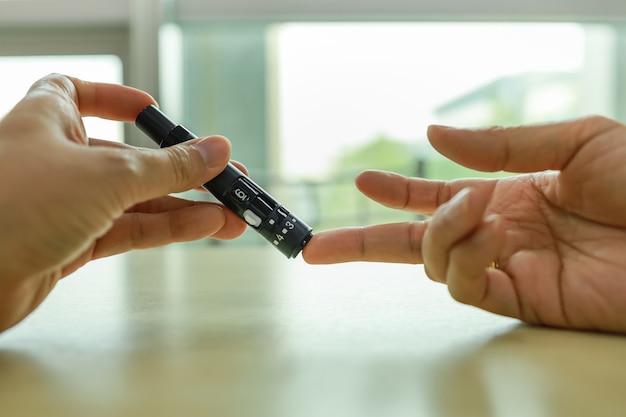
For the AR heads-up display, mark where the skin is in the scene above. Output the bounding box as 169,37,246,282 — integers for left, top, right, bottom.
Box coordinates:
0,74,246,332
303,116,626,333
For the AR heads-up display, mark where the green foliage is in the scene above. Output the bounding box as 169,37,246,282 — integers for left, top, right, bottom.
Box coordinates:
426,156,512,181
331,135,416,176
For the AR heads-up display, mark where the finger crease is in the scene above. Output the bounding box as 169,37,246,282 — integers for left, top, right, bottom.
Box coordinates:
357,226,366,261
407,222,422,262
130,212,145,249
402,177,411,210
168,210,183,241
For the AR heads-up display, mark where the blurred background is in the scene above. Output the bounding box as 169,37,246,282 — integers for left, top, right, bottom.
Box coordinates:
2,0,626,246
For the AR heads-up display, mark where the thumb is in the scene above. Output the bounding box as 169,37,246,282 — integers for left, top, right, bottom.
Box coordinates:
120,135,231,204
426,116,620,173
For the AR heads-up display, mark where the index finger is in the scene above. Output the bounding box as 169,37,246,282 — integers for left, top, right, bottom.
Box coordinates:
67,75,156,121
356,170,497,216
302,222,426,264
19,74,156,130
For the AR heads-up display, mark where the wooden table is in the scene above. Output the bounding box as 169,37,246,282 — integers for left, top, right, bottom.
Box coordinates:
1,246,625,417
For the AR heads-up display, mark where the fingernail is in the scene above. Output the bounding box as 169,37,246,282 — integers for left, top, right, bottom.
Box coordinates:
427,125,461,135
429,124,457,130
191,136,230,168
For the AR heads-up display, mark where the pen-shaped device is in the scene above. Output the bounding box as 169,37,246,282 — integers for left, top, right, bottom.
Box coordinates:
135,105,313,258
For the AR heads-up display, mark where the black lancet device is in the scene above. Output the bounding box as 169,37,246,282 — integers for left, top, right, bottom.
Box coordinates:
135,105,313,258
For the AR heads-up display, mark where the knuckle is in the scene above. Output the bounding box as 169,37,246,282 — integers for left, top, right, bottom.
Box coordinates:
423,258,447,284
435,183,454,208
164,146,199,190
95,145,203,208
446,270,485,307
423,265,440,282
448,283,483,307
406,222,424,263
97,150,145,204
571,115,620,139
446,253,475,304
583,114,613,125
105,150,143,179
429,206,457,235
448,283,469,303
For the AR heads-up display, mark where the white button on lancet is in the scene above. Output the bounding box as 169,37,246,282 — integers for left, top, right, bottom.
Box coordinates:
243,209,262,227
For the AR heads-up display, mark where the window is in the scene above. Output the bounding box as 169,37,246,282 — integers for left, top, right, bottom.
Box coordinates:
275,22,595,180
171,21,619,235
0,55,124,141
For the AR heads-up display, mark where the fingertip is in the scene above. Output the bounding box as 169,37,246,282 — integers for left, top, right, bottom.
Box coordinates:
186,203,247,241
354,170,375,191
354,170,405,198
210,209,247,240
301,233,328,264
65,75,158,121
427,124,454,148
302,231,355,264
231,160,249,176
355,169,384,185
192,204,228,238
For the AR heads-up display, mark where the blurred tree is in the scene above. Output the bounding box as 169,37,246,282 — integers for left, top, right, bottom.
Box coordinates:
312,135,417,228
330,135,416,177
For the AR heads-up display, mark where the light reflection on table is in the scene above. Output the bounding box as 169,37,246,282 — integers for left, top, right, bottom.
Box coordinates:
1,246,625,417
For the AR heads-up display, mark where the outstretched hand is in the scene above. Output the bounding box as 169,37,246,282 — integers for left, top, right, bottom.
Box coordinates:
303,116,626,333
0,74,246,331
